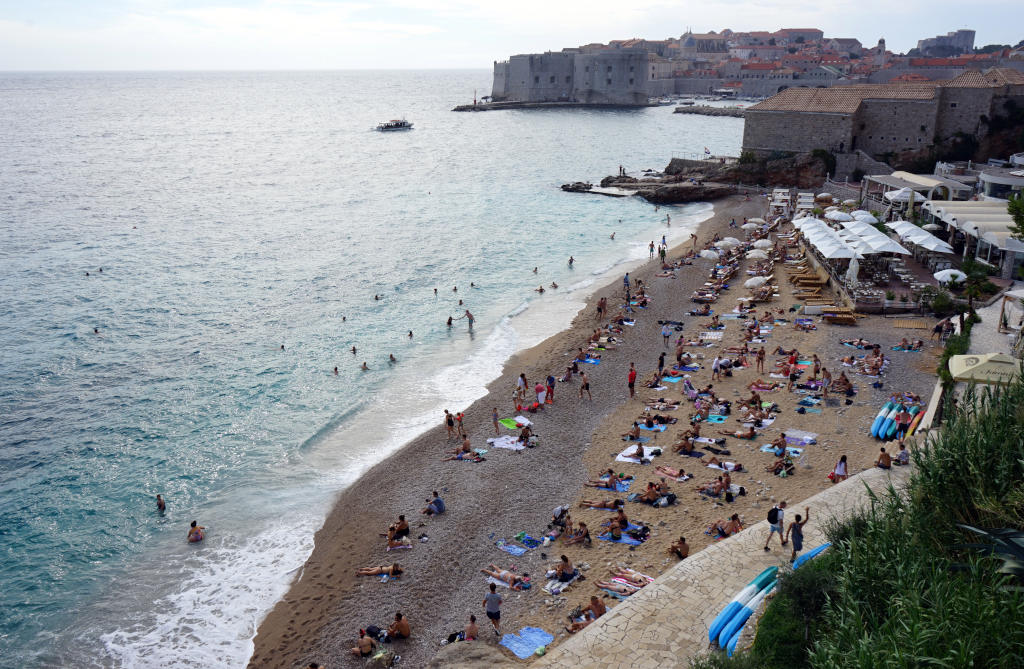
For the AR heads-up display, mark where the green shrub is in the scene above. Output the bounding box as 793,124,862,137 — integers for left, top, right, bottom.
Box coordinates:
885,290,896,301
930,290,953,316
738,151,758,165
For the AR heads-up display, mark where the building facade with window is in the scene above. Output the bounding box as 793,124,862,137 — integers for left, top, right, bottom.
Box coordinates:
492,49,650,105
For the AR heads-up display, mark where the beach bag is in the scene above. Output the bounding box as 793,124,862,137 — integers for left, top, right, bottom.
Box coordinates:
767,507,780,524
725,491,734,503
368,649,397,668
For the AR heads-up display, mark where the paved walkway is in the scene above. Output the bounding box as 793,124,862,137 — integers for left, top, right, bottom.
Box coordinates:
968,296,1019,356
537,465,911,668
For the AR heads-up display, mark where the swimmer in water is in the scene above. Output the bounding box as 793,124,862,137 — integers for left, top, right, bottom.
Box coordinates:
188,520,205,543
610,232,615,240
551,282,558,289
447,316,453,327
470,282,475,287
434,288,438,295
86,271,90,276
361,362,369,371
374,295,380,300
536,285,545,293
280,345,285,350
453,286,457,292
334,366,339,375
389,354,397,363
93,327,99,334
458,299,463,306
351,346,357,355
568,256,574,266
156,494,166,513
408,331,413,338
342,316,346,322
533,267,538,273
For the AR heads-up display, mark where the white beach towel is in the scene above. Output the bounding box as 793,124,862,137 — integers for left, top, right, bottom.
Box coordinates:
742,416,776,428
707,462,740,472
699,332,724,340
514,415,533,427
487,435,525,451
488,576,515,590
615,445,659,464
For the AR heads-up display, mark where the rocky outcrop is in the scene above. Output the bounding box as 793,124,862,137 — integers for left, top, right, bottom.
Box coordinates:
561,181,593,192
665,152,831,188
633,182,735,204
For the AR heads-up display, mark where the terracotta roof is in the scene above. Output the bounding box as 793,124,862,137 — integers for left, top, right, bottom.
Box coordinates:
742,62,778,70
944,68,1024,87
749,83,938,113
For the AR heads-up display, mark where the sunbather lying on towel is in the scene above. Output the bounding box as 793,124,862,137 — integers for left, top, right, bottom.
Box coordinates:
357,563,403,578
608,568,651,588
595,580,640,595
584,477,621,490
719,426,756,440
841,338,872,348
747,378,782,391
481,564,526,589
654,465,690,480
707,514,743,538
704,457,744,471
689,304,712,316
579,498,625,510
773,346,797,356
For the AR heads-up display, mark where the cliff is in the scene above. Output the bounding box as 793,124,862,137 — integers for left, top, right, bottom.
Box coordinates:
664,151,832,188
596,175,736,203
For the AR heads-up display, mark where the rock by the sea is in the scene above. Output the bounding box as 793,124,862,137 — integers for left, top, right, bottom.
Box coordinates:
635,182,734,204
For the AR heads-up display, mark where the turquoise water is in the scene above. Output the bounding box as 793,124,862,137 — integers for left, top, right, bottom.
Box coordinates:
0,70,742,667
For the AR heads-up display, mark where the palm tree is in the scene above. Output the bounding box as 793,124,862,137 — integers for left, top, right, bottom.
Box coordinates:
958,258,988,330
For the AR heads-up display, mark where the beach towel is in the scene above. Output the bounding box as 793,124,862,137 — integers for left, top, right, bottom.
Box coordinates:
600,587,631,600
500,627,555,660
693,437,726,446
707,462,742,472
784,429,818,445
621,320,636,326
676,365,701,372
798,396,821,406
760,444,804,457
662,376,681,383
543,569,581,594
769,373,787,379
580,358,601,365
700,332,724,340
797,407,823,414
488,576,527,591
704,414,727,424
487,435,525,451
615,445,659,463
621,435,651,443
516,534,542,549
495,540,528,556
599,475,632,492
386,543,413,552
742,416,775,428
638,423,666,432
598,523,645,546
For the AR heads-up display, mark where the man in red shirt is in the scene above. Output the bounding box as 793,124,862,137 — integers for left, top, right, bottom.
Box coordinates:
628,362,637,398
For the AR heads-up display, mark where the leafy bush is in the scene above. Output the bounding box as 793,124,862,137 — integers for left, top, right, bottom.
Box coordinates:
810,149,836,176
930,290,953,316
738,151,758,165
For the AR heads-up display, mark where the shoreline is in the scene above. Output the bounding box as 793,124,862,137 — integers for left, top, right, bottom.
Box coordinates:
247,194,759,667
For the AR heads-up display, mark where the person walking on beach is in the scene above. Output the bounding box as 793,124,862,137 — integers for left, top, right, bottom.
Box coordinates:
492,407,500,435
657,352,666,376
763,501,787,551
649,241,655,258
623,273,630,291
832,454,848,482
756,346,765,374
546,373,556,403
483,582,502,635
596,296,606,321
711,355,722,382
579,371,592,400
628,363,637,398
784,507,810,562
661,324,672,347
444,410,456,439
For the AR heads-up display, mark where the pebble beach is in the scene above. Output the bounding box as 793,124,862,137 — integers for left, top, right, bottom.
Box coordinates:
249,193,940,668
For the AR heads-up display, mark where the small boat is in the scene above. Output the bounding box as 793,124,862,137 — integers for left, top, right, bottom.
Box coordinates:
677,99,696,106
375,119,413,131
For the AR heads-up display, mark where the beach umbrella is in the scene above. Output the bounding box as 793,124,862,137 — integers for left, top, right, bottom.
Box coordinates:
883,187,918,203
948,353,1021,386
700,249,720,259
723,237,741,245
843,199,858,206
744,276,769,288
854,214,879,224
825,210,853,222
922,223,942,231
933,269,967,283
752,239,773,249
824,206,839,212
850,209,870,217
845,257,860,287
746,249,769,259
741,222,759,230
815,192,832,201
747,218,765,224
714,240,736,249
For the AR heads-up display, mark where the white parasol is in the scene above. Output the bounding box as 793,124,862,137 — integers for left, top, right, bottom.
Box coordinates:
746,249,770,259
934,269,966,283
700,249,720,259
752,239,774,249
825,210,853,222
744,276,769,289
741,223,759,230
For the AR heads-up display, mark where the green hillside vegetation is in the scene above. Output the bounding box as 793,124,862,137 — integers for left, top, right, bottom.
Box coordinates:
694,374,1024,669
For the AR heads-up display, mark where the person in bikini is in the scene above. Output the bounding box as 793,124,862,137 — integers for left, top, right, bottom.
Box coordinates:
720,425,756,440
480,564,525,589
357,563,403,577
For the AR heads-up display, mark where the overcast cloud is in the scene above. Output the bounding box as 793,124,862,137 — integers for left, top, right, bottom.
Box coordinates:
0,0,1018,70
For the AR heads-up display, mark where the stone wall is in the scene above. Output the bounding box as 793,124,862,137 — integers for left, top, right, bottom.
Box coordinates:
491,60,509,99
505,52,576,103
853,99,940,155
574,51,649,104
935,87,995,141
742,110,853,157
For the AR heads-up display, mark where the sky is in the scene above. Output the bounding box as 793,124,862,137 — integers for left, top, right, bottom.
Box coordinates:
0,0,1019,70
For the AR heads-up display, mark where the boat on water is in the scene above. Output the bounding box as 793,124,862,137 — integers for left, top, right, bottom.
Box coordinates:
375,119,413,131
678,99,696,106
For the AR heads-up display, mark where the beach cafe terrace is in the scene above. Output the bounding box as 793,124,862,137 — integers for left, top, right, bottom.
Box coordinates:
920,200,1024,280
860,171,973,212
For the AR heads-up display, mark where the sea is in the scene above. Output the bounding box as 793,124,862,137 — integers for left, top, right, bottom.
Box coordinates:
0,70,742,668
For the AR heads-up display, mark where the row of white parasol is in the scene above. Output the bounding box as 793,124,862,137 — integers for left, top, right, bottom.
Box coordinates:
884,220,954,254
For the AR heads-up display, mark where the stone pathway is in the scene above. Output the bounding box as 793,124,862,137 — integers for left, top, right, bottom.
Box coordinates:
968,298,1018,356
537,465,911,668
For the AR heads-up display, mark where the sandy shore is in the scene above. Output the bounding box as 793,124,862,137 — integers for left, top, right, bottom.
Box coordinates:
248,194,940,668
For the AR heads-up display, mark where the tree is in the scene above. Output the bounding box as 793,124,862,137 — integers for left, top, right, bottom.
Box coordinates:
959,258,989,329
1009,193,1024,242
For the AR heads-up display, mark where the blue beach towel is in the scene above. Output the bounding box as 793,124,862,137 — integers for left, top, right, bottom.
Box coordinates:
598,523,645,546
581,358,601,365
496,540,528,557
600,475,633,492
520,535,542,549
759,444,804,457
677,365,701,372
639,423,667,432
621,435,651,443
500,627,554,660
600,587,630,600
662,376,682,383
705,414,727,424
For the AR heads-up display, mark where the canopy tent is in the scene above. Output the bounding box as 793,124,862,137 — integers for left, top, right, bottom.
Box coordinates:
837,219,912,255
980,230,1024,253
714,240,737,249
882,221,953,254
850,210,870,217
922,223,942,231
948,353,1021,386
722,237,741,246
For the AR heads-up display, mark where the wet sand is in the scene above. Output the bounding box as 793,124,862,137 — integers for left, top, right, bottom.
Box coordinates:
248,194,939,668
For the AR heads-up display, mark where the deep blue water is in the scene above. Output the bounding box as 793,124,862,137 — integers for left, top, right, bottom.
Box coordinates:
0,70,742,667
